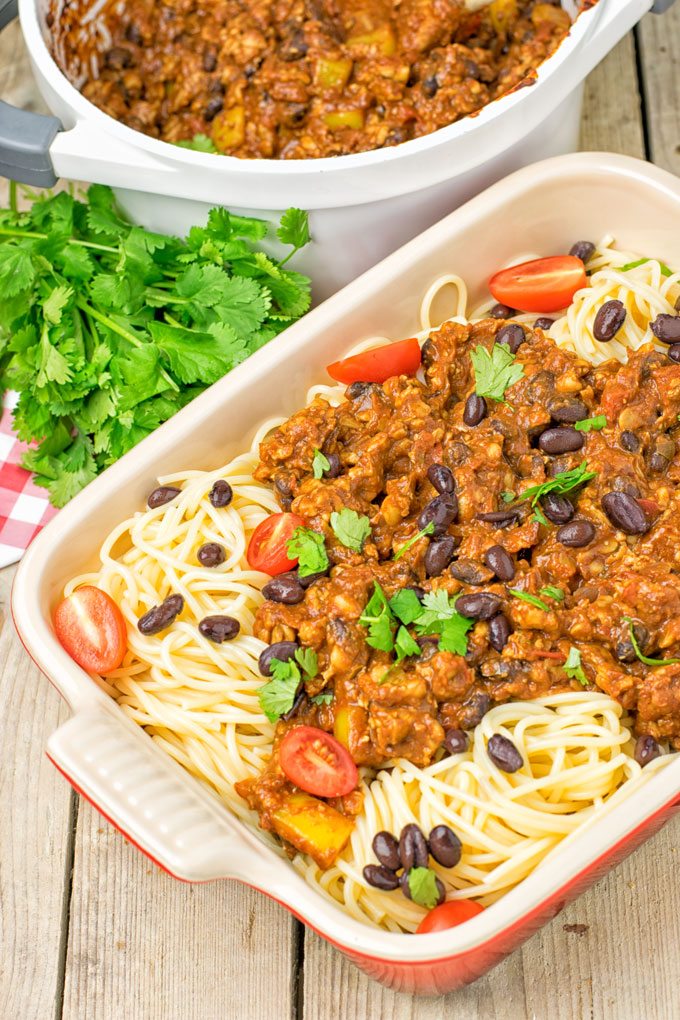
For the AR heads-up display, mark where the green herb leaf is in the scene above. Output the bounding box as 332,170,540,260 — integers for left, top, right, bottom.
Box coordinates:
620,257,672,278
501,490,516,503
295,646,318,680
395,625,421,662
311,690,333,706
415,590,460,634
574,415,607,433
258,657,301,722
389,588,424,626
175,133,219,153
312,448,331,479
470,343,524,403
540,585,564,602
439,614,474,655
330,508,371,552
393,521,435,560
359,581,396,652
508,589,551,612
277,208,311,256
516,461,596,513
406,867,441,910
287,526,329,578
622,617,680,667
563,646,589,686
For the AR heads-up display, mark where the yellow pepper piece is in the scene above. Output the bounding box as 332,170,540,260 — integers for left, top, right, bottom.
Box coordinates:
324,110,365,131
272,792,354,869
488,0,518,34
347,24,397,57
316,57,354,90
211,106,245,152
531,4,571,29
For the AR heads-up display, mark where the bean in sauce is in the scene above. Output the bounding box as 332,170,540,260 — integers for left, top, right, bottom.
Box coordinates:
489,302,515,319
601,492,649,535
372,831,401,871
399,823,429,871
322,452,342,478
488,613,511,652
147,485,181,509
620,430,640,453
650,314,680,345
463,393,487,427
418,493,458,535
427,463,455,494
487,733,523,773
556,519,595,547
496,323,525,354
258,640,299,676
538,426,584,455
593,299,626,342
428,825,462,868
547,398,588,424
424,536,457,577
262,573,306,604
483,544,515,581
449,558,494,585
198,615,240,643
534,317,555,331
668,344,680,363
443,728,469,755
540,493,574,524
476,508,520,527
634,734,662,767
138,593,184,635
456,592,502,620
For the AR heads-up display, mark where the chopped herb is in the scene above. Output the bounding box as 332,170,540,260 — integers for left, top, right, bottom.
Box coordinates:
330,507,371,552
516,461,596,515
574,415,607,433
414,589,460,634
312,448,331,479
407,867,441,910
393,521,435,560
295,646,318,680
470,343,524,403
287,526,329,578
276,208,311,266
439,614,474,655
563,646,589,686
540,585,565,603
389,588,424,626
395,625,421,662
311,690,333,706
509,589,551,612
532,504,550,527
258,657,301,722
359,582,396,652
175,133,219,153
623,616,680,666
501,490,516,503
620,257,672,278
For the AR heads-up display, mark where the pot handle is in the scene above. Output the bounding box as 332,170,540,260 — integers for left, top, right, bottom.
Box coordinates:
0,0,62,187
652,0,677,10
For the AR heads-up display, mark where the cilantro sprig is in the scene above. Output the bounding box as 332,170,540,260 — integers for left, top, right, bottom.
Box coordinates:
393,521,435,560
574,415,607,433
312,448,331,479
622,617,680,667
359,584,473,662
620,257,672,278
514,461,596,522
470,343,524,403
407,867,441,910
287,526,329,578
563,647,588,687
330,508,371,552
258,647,318,723
0,187,311,506
540,585,564,603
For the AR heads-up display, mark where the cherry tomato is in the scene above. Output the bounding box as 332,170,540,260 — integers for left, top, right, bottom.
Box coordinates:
279,725,359,798
247,512,306,575
416,899,485,934
489,256,587,313
54,586,127,674
327,338,421,385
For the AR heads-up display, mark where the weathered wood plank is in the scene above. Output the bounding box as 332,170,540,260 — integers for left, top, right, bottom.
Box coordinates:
637,6,680,174
61,800,298,1020
580,32,646,158
0,565,74,1020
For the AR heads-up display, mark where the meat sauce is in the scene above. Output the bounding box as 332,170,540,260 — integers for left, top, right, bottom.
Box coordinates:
55,0,573,159
236,319,680,858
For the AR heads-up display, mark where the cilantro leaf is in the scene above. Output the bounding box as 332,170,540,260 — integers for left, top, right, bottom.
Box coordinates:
312,448,331,479
540,586,564,602
330,508,371,552
359,582,396,652
620,257,672,278
393,521,435,560
277,208,311,260
501,490,516,503
574,415,607,433
439,614,473,655
406,867,441,910
563,646,589,686
622,617,680,667
149,321,241,385
516,461,596,513
508,589,551,612
470,343,524,403
0,246,35,297
415,590,459,635
395,626,421,662
258,657,301,723
175,133,219,153
311,690,333,706
287,526,329,578
389,588,424,626
295,646,318,680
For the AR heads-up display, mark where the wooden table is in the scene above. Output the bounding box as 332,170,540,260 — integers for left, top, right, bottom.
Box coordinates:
2,12,680,1019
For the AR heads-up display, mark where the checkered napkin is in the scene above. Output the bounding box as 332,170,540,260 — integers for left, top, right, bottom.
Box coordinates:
0,391,58,567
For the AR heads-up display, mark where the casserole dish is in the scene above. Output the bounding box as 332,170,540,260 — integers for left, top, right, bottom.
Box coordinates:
12,151,680,993
0,0,675,300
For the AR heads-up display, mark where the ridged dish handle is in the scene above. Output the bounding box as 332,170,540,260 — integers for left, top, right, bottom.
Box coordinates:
46,704,277,884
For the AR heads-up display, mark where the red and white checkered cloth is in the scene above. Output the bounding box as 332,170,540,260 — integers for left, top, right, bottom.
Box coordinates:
0,392,58,567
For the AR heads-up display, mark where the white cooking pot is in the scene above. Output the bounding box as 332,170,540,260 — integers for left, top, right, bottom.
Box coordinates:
0,0,674,299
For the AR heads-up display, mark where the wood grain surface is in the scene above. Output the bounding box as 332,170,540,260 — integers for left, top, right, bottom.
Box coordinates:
1,12,680,1020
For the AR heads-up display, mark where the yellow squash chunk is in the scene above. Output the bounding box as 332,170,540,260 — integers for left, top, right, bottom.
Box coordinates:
347,24,397,57
334,704,367,753
315,57,354,90
211,106,245,151
272,791,354,869
324,110,365,131
488,0,518,34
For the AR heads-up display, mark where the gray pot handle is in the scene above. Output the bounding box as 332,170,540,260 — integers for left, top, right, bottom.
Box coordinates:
652,0,677,10
0,0,62,187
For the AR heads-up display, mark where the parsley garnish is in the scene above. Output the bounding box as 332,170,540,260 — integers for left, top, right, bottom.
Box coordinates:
407,867,441,910
312,449,331,479
258,647,318,722
361,585,473,660
439,615,474,655
509,589,551,612
311,690,333,706
359,582,396,652
330,508,371,552
295,647,318,680
620,257,672,278
276,208,311,266
470,343,524,403
393,521,435,561
540,585,564,603
287,526,329,578
563,647,588,686
622,617,680,666
574,415,607,433
395,626,421,661
501,490,516,503
175,133,219,153
515,461,596,518
389,588,424,625
415,590,461,634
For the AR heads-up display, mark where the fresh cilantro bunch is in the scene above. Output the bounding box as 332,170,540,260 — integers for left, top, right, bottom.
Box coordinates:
0,186,311,506
258,647,318,722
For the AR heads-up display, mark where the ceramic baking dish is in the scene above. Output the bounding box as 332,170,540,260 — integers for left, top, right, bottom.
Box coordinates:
12,151,680,994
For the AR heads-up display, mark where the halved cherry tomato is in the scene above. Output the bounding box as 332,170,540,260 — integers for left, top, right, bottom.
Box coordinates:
489,256,587,313
327,337,421,385
247,512,306,575
279,725,359,798
416,898,485,934
54,586,127,674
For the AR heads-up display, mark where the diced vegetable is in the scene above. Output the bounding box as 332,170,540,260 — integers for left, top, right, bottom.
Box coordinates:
531,4,571,29
247,513,307,575
211,106,246,151
279,725,359,797
54,586,127,674
271,791,354,869
334,704,366,752
315,57,354,90
489,256,587,313
324,110,365,131
416,899,485,933
488,0,518,34
327,337,421,384
346,24,397,56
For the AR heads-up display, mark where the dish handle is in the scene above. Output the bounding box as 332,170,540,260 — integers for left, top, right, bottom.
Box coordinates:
46,703,281,885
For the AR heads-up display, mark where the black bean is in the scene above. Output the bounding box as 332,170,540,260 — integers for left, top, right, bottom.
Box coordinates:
363,864,400,891
198,615,240,643
422,75,439,97
459,692,491,728
205,96,224,120
601,492,649,535
427,463,455,494
634,734,662,767
275,478,293,510
650,314,680,345
138,594,184,635
202,49,217,71
616,622,649,663
487,733,523,773
105,46,132,69
262,573,306,604
418,493,458,535
538,427,584,455
347,381,373,401
449,558,494,585
593,299,626,342
547,398,588,424
488,613,511,652
463,393,487,427
322,452,341,478
400,868,445,905
147,485,181,509
443,729,469,755
297,568,328,588
125,23,143,44
399,823,429,871
280,28,308,60
372,831,401,870
620,430,640,453
496,323,526,354
209,479,233,508
540,493,574,525
416,635,439,661
281,688,306,722
650,452,669,473
483,545,515,582
197,542,226,567
428,825,462,868
456,592,502,621
556,519,595,547
534,317,555,331
424,536,456,577
476,508,520,527
569,240,595,263
489,302,515,319
420,338,435,367
258,640,299,677
667,344,680,363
